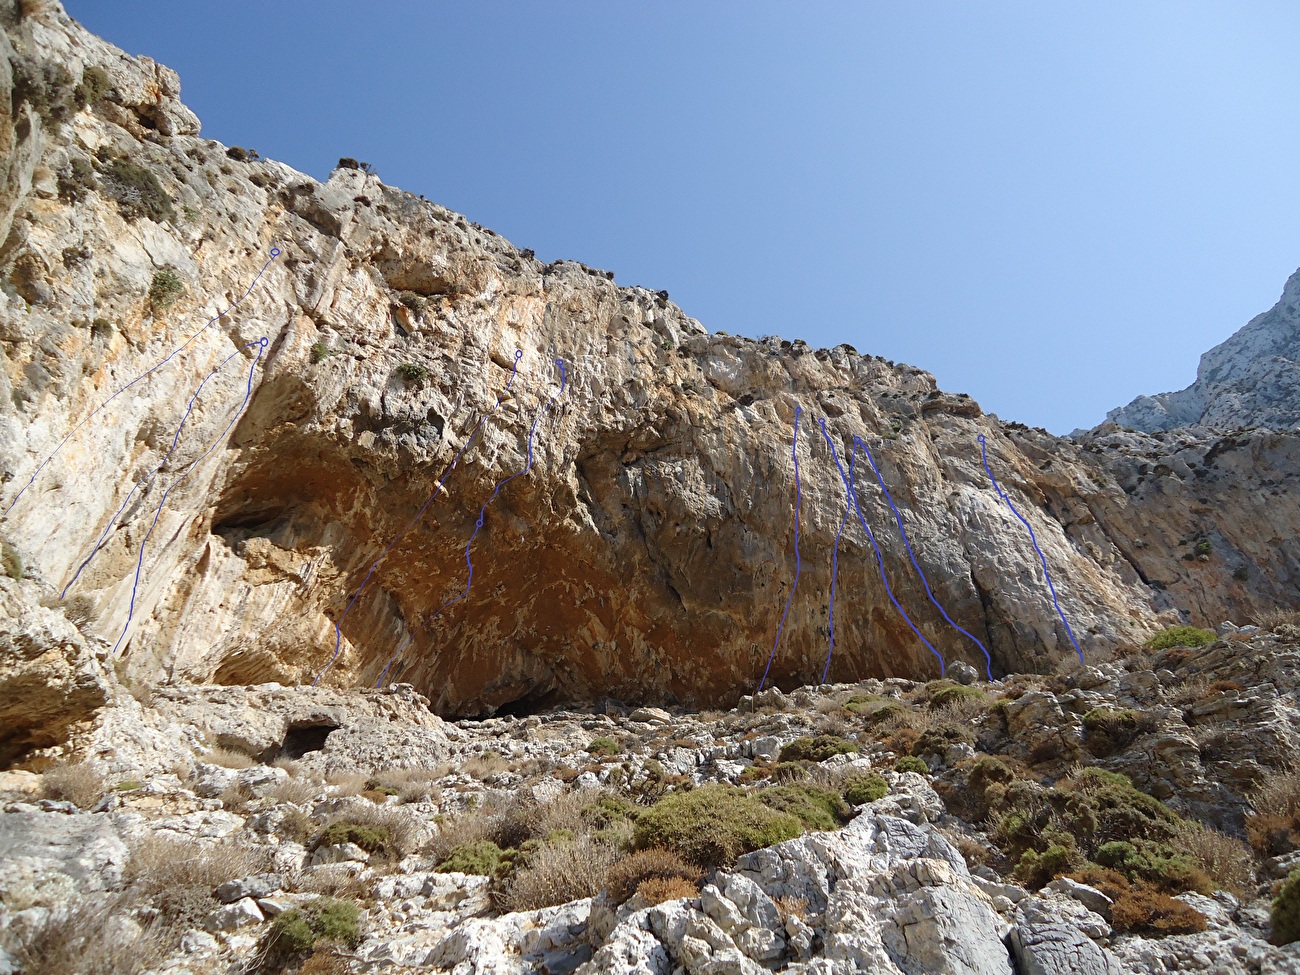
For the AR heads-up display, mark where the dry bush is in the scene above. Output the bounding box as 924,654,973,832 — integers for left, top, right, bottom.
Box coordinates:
878,704,975,739
1260,609,1300,632
41,761,104,809
268,777,320,806
125,834,273,935
605,848,703,904
293,867,370,899
325,771,369,795
497,836,620,912
812,710,856,739
805,763,857,793
1247,769,1300,857
272,756,302,776
219,781,256,814
637,876,700,906
1167,674,1212,708
1251,769,1300,814
462,752,511,779
297,945,351,975
882,726,922,757
775,894,808,920
63,593,99,630
202,745,258,769
0,894,165,975
368,766,447,803
1071,867,1207,936
939,826,993,868
1174,822,1254,898
320,803,425,860
424,808,496,864
1111,886,1208,935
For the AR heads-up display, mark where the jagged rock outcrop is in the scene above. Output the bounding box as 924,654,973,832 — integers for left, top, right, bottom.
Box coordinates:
0,576,112,766
1094,269,1300,434
0,0,1297,747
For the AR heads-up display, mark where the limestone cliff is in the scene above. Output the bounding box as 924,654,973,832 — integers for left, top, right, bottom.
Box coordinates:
1097,268,1300,434
0,1,1297,734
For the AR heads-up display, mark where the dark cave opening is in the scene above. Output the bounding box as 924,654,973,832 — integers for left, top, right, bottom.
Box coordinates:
279,722,339,759
483,689,559,720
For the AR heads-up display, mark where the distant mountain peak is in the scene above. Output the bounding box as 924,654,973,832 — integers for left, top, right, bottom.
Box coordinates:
1087,268,1300,435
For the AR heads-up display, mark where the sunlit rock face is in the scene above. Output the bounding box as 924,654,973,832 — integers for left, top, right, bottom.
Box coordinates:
1098,269,1300,435
1,0,1296,722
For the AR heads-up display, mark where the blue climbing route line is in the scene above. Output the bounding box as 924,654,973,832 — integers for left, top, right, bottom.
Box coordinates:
112,338,268,656
977,433,1084,664
311,350,525,687
2,247,282,519
823,449,852,685
758,407,803,695
818,419,946,676
855,436,994,680
62,338,265,600
374,358,569,688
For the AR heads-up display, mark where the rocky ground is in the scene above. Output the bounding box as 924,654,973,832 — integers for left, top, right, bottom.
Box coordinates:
4,615,1300,974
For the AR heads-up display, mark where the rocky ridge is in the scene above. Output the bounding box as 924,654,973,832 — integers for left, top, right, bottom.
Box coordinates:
4,617,1300,973
0,1,1295,737
1095,268,1300,435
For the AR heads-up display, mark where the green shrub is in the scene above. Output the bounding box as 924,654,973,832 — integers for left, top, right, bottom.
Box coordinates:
101,158,175,223
1145,626,1215,651
74,66,114,108
843,772,889,805
57,157,96,203
1082,707,1145,756
1194,540,1213,556
989,768,1195,892
893,755,930,775
1,539,22,581
633,784,803,868
436,839,509,875
910,723,975,757
1273,869,1300,945
844,694,888,714
757,785,850,831
769,761,809,783
398,362,428,384
1015,843,1081,889
148,267,184,310
314,821,392,857
1095,838,1212,895
1082,708,1140,735
778,735,858,763
263,897,361,966
397,290,428,313
929,683,987,709
580,793,637,830
968,755,1015,791
310,341,334,363
11,58,76,123
1096,840,1138,869
1233,566,1250,581
586,737,620,756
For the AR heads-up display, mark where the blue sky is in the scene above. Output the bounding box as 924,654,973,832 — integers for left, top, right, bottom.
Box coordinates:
68,2,1300,433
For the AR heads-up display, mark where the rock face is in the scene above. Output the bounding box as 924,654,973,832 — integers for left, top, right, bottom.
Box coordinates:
0,576,112,766
584,812,1015,975
1096,269,1300,434
0,1,1297,740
